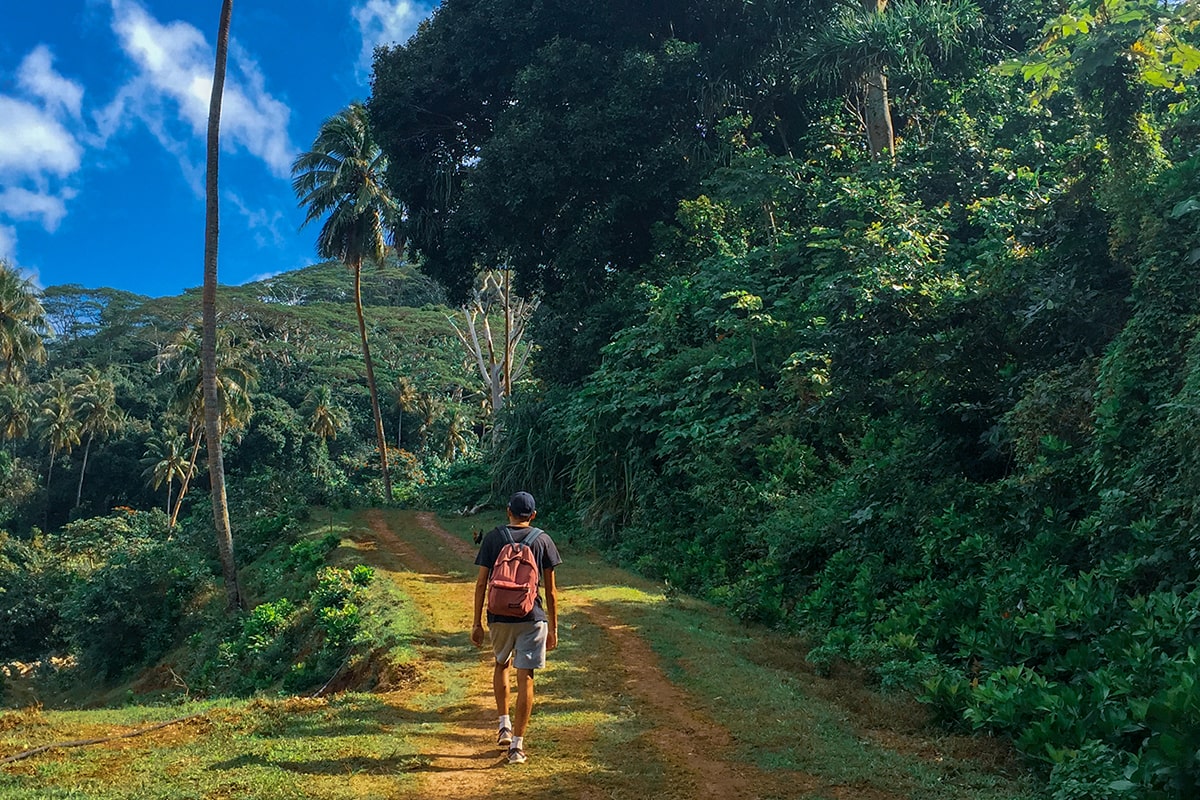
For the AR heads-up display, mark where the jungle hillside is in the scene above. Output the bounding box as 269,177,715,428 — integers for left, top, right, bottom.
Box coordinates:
4,0,1200,798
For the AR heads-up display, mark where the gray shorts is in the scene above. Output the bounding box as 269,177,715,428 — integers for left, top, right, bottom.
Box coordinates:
489,620,547,670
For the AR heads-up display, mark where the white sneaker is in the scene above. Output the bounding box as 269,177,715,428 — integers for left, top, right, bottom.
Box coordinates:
497,727,513,747
506,747,527,765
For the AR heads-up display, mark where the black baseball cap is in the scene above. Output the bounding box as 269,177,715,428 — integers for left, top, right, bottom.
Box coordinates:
508,492,536,517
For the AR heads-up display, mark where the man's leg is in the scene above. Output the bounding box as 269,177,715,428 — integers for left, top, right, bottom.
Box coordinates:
513,668,534,737
507,622,545,764
493,659,511,717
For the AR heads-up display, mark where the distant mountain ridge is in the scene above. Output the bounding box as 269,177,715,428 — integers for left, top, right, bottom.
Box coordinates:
234,258,447,309
39,258,450,346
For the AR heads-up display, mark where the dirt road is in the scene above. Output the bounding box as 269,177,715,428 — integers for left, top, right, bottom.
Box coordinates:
351,510,1030,800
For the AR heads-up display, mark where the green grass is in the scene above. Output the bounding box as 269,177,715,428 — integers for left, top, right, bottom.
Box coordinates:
614,596,1036,799
0,695,426,799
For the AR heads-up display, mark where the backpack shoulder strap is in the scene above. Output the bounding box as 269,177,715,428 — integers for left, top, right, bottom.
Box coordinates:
521,528,543,547
499,526,515,545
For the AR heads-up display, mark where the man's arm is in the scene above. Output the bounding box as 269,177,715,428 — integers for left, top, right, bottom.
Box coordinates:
544,567,558,651
471,565,489,647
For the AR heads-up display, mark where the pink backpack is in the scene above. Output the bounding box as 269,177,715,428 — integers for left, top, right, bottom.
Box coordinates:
487,528,544,617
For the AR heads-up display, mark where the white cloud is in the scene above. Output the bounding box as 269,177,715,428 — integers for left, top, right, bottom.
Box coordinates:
0,46,86,255
0,187,76,232
353,0,436,72
0,96,83,181
245,270,284,284
17,45,85,119
100,0,297,180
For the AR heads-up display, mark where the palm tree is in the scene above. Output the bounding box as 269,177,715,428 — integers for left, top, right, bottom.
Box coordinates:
72,367,126,508
203,0,242,610
292,102,401,500
416,393,443,447
37,376,81,493
304,385,347,442
142,431,189,516
393,375,417,449
0,382,32,444
799,0,981,160
161,325,258,434
160,325,258,528
442,402,470,462
0,260,51,384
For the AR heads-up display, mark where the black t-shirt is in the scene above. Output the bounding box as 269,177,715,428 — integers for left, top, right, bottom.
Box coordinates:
475,525,562,624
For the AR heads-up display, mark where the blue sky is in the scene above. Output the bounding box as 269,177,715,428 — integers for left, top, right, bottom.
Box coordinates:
0,0,438,297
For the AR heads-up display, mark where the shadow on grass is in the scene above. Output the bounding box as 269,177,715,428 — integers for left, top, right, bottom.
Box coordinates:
418,573,472,584
406,753,508,772
246,699,484,740
210,747,507,775
208,751,432,774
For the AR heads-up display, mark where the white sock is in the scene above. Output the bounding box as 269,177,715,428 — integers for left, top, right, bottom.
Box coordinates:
511,735,524,751
499,715,511,730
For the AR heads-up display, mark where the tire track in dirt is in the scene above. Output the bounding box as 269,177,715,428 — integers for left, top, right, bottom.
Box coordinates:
581,603,820,800
412,511,478,559
399,511,885,800
361,509,443,574
359,509,507,800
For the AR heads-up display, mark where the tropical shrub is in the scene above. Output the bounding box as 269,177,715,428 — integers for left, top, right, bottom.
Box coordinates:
64,536,206,680
0,534,75,661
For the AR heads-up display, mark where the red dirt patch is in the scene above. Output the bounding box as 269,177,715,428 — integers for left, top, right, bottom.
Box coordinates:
359,509,443,574
582,604,825,800
413,511,479,560
319,646,421,696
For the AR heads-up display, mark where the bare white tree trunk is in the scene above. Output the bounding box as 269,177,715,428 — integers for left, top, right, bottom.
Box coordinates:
448,271,539,418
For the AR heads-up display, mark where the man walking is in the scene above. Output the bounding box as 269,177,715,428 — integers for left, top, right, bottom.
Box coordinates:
471,491,562,765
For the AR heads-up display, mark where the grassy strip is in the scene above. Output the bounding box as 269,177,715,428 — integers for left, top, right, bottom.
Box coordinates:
616,596,1035,800
0,695,426,799
329,511,423,677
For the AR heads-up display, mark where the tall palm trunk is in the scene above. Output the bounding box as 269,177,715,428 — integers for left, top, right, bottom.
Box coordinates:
353,258,392,498
44,447,57,531
203,0,242,611
75,433,93,508
863,0,895,161
169,428,203,528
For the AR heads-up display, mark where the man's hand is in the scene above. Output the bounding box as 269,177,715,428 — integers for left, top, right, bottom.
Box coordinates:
547,627,558,652
471,623,486,647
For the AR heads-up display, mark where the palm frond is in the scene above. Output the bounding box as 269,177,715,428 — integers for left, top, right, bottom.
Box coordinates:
797,0,983,87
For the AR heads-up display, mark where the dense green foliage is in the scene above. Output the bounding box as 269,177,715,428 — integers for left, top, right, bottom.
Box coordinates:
0,259,476,533
372,0,1200,795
